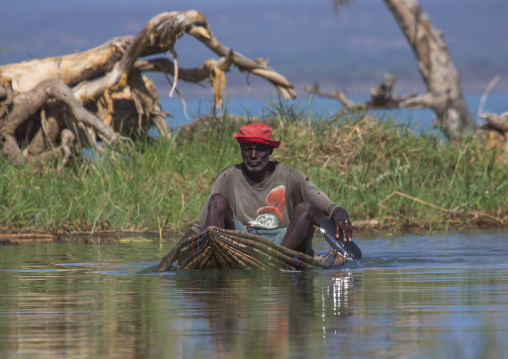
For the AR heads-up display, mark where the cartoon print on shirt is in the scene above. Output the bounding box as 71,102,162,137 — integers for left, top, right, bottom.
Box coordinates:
248,185,286,229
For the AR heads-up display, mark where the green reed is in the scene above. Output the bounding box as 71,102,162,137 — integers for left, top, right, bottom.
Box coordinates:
0,104,506,234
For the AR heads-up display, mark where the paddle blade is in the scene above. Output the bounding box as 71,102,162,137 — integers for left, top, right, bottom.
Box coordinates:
319,219,362,260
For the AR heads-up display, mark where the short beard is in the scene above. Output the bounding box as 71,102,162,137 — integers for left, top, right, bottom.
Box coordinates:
243,157,269,172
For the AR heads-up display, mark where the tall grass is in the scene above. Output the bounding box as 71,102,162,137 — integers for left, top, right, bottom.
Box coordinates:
0,103,506,234
270,104,507,231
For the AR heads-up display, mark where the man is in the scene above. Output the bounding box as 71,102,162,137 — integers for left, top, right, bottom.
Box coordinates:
182,123,353,256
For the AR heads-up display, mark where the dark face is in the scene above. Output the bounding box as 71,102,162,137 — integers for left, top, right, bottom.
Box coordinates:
240,143,273,172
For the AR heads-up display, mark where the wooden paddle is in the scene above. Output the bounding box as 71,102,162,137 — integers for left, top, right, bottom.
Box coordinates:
319,218,362,260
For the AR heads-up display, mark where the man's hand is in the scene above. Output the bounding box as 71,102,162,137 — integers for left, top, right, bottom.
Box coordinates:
331,208,353,242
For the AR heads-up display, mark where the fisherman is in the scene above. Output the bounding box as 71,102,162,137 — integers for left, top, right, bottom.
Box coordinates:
182,123,353,256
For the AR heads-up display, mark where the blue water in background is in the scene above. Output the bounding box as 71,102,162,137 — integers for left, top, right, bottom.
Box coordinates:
92,92,505,159
160,93,507,133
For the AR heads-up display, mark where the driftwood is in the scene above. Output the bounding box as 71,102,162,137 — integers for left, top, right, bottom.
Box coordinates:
310,0,472,140
0,10,296,166
479,112,508,155
153,226,346,272
480,112,508,141
304,74,419,111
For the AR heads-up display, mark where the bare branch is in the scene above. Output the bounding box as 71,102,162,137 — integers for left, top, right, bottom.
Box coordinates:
305,74,424,111
477,75,501,126
186,18,297,99
303,82,365,110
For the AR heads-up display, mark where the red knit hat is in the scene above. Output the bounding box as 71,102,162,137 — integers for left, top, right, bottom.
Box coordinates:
233,123,280,148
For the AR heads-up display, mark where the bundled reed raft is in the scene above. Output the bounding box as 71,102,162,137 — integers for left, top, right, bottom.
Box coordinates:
154,226,346,272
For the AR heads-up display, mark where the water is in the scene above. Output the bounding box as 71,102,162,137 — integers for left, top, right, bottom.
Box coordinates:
0,230,507,359
161,93,508,132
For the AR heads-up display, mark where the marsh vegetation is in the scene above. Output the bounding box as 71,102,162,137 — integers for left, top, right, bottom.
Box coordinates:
1,103,506,237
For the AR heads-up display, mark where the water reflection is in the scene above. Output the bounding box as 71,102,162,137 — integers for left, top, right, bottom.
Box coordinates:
0,271,155,358
167,269,358,358
320,271,356,339
0,265,361,358
1,231,507,358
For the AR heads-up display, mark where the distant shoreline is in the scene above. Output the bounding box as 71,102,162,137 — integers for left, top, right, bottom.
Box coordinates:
152,73,508,100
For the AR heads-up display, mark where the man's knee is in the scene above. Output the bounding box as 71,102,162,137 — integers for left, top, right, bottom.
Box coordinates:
208,193,230,214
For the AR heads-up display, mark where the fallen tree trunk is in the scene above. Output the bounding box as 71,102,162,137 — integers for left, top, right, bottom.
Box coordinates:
0,9,296,166
479,112,508,155
480,112,508,137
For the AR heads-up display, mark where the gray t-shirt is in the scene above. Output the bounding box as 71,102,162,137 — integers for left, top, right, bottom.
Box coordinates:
191,162,339,233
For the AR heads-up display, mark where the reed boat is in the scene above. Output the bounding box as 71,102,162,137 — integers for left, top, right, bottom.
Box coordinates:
153,226,348,272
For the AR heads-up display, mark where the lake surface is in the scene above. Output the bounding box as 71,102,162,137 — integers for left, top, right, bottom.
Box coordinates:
0,229,507,359
161,93,508,132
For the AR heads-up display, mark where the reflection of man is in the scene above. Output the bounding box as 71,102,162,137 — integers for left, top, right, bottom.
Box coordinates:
183,123,353,255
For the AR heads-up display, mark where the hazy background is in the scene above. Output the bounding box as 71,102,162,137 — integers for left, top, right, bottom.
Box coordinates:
2,0,507,104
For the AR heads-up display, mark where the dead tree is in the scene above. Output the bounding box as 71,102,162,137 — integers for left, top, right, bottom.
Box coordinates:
0,10,297,166
306,0,472,140
479,112,508,148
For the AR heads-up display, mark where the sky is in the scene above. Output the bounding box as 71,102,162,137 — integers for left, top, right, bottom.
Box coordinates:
2,0,508,100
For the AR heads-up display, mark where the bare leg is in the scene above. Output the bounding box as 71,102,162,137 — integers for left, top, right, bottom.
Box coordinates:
153,194,234,272
280,201,316,253
204,193,235,230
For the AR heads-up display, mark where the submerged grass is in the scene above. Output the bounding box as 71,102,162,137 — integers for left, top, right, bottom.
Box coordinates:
0,103,507,235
